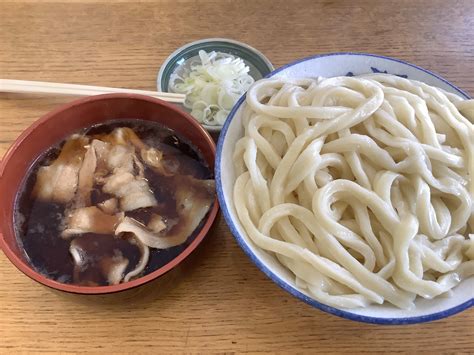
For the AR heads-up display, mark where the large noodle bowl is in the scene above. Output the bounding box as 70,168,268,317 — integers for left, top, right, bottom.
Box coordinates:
232,74,474,309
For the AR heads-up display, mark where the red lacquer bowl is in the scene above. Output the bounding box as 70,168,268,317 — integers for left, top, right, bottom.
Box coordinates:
0,94,219,294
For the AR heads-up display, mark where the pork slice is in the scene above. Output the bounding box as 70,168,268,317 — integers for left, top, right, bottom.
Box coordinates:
62,206,124,237
32,135,88,203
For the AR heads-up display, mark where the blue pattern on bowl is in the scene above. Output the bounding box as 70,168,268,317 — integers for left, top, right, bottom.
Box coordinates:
346,66,408,78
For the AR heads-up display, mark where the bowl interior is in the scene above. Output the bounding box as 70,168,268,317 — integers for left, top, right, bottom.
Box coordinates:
157,39,274,132
0,94,218,294
217,53,473,324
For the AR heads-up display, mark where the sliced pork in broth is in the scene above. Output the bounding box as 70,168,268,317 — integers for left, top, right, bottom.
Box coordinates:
16,120,215,286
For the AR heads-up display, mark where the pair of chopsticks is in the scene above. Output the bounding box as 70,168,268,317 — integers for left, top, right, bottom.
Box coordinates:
0,79,185,104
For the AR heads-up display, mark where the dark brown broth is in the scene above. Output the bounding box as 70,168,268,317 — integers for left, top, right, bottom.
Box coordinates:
14,119,213,286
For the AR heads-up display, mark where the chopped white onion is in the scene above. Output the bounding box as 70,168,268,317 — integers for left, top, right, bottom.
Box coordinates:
170,50,254,126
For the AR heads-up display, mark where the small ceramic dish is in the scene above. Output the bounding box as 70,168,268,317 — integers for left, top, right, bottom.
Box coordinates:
157,38,274,133
216,52,473,324
0,93,219,294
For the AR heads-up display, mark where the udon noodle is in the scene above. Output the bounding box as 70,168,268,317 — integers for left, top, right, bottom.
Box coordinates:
233,74,474,309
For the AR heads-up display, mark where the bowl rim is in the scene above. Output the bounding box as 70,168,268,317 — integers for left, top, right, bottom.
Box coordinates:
0,93,219,295
157,37,275,133
215,52,473,324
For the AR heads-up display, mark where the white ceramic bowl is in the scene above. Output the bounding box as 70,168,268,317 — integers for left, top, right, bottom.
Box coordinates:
216,53,473,324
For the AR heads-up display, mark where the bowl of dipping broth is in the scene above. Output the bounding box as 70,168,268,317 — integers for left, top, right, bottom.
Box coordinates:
157,38,274,133
216,53,474,324
0,93,219,294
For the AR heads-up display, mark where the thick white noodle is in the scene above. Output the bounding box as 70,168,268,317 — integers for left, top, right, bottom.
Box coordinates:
233,74,474,309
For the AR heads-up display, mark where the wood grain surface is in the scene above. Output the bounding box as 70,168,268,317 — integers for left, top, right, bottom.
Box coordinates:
1,0,473,353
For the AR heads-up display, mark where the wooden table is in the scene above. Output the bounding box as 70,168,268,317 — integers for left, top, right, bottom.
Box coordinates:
1,0,473,353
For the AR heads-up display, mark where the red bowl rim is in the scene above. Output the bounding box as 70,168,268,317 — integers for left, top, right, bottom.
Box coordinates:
0,93,219,294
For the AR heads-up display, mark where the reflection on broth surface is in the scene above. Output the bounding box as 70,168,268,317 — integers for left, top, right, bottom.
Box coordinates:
15,119,215,286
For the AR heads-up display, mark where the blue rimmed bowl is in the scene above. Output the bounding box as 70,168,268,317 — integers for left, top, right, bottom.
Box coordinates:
216,52,473,324
157,38,274,133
